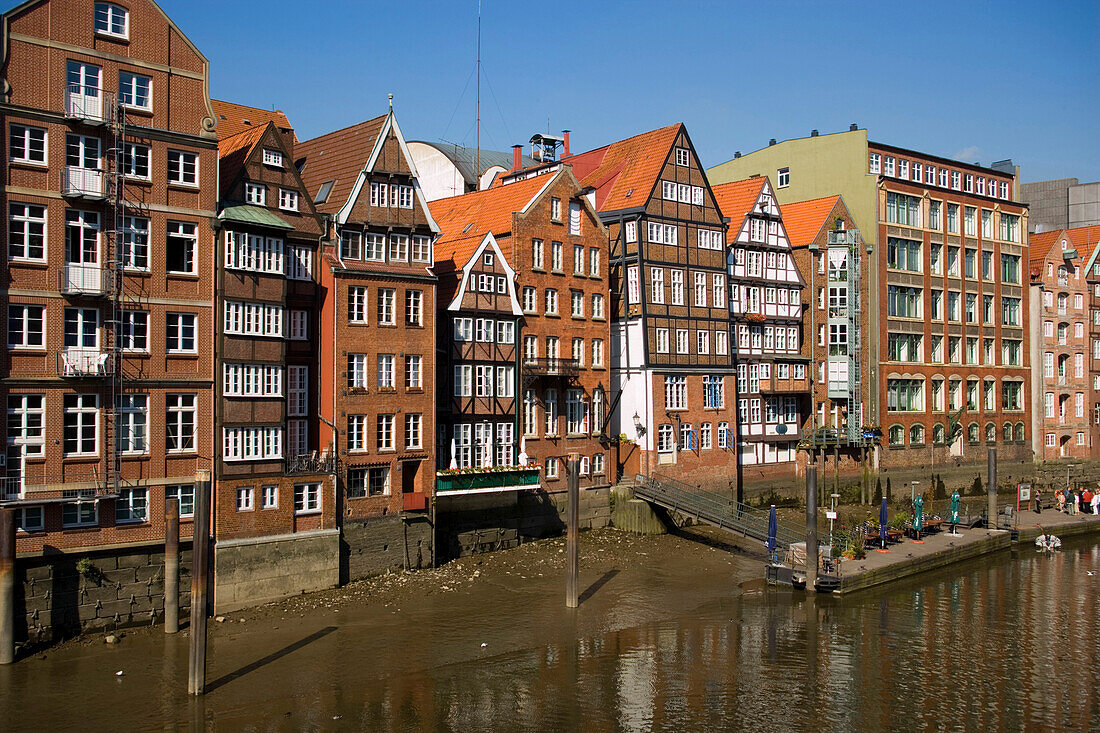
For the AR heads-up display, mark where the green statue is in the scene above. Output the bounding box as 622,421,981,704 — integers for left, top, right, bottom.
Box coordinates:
950,490,960,523
914,495,925,533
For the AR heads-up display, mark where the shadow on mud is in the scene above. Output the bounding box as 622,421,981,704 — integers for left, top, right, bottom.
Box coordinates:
205,626,338,693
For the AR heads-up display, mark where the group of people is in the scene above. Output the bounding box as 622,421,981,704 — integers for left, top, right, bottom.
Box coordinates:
1054,487,1100,515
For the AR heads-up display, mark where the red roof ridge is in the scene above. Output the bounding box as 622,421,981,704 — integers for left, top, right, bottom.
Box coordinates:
297,114,389,149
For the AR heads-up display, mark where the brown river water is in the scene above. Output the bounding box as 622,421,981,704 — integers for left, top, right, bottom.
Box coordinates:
2,529,1099,732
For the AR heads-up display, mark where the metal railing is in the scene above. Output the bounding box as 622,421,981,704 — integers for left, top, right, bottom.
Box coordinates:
56,349,115,378
64,84,110,122
59,263,112,295
286,452,338,475
0,468,111,503
634,472,804,548
61,166,106,198
522,357,580,377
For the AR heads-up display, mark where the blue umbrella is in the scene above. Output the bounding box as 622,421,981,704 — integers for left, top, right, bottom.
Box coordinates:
879,496,888,549
766,505,778,559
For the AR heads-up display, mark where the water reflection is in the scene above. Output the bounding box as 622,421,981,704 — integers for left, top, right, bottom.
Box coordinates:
4,541,1100,731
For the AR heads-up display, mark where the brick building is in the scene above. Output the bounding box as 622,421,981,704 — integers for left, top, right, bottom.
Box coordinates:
430,165,611,492
781,194,874,475
1031,226,1100,459
211,112,336,544
1,0,217,551
711,176,809,479
561,124,736,487
710,128,1032,470
296,109,438,521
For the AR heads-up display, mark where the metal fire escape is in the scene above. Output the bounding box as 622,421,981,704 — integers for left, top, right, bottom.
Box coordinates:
103,95,127,497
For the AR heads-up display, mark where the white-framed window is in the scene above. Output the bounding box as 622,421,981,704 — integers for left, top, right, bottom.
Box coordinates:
224,231,283,274
777,167,790,187
624,221,637,243
370,181,388,207
287,365,308,416
279,188,299,211
262,148,283,167
94,2,128,38
7,303,45,350
224,363,283,397
116,394,148,454
591,338,604,368
406,289,422,326
868,153,881,174
8,202,46,261
294,483,321,514
551,240,563,271
286,245,313,282
657,424,674,453
545,289,559,315
63,393,98,456
675,147,690,166
118,215,150,270
348,286,368,324
224,300,284,337
453,365,472,397
245,183,266,205
223,426,283,461
656,328,670,354
163,484,195,518
164,312,196,353
627,266,640,304
676,329,688,354
665,376,687,410
403,353,423,389
117,142,150,179
378,288,395,324
165,394,196,452
236,486,254,512
377,414,395,451
166,220,197,274
402,412,423,450
9,124,46,165
376,354,395,390
412,235,432,263
119,71,152,111
715,330,728,355
61,500,97,528
7,394,45,457
670,269,684,304
340,231,361,260
261,485,278,510
697,330,710,355
114,488,148,524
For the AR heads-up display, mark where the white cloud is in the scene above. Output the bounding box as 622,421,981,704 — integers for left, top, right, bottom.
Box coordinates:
953,145,981,162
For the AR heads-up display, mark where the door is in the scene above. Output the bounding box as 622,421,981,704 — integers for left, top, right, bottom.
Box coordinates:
402,460,420,494
64,134,102,196
63,307,101,375
66,61,102,119
64,210,101,292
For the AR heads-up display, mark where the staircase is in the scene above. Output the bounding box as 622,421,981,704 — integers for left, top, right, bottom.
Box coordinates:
633,472,805,549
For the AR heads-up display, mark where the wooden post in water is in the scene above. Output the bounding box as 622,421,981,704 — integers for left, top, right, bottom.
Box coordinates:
0,508,15,664
987,448,997,530
165,497,180,634
188,469,211,695
806,465,819,593
565,454,580,608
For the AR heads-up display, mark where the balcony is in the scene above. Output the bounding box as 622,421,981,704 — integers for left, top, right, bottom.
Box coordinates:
759,373,810,394
286,451,338,475
436,466,541,496
402,492,429,512
1,468,110,504
59,264,111,296
64,84,110,123
57,349,115,378
522,358,580,378
61,166,106,199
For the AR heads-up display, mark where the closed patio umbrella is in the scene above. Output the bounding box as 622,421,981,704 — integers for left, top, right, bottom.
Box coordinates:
448,438,457,470
766,505,778,562
880,496,888,549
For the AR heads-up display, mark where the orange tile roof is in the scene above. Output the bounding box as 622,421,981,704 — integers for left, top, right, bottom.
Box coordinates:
1070,224,1100,263
564,123,682,212
781,195,843,247
428,172,556,270
1028,230,1062,268
296,115,388,215
211,99,295,141
216,124,268,194
710,177,767,240
1030,224,1100,268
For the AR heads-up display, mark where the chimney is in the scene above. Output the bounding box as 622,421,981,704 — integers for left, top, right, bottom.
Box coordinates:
734,151,741,159
811,129,819,137
511,144,522,172
849,123,858,131
562,130,570,158
769,138,777,146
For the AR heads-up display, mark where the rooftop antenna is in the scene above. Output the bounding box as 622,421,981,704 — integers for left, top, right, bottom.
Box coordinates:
476,0,481,175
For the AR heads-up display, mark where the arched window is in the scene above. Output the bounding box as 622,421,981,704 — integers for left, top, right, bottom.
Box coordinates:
888,424,904,445
1014,422,1025,442
968,423,980,443
985,422,996,442
933,423,945,444
910,423,925,445
1003,422,1012,442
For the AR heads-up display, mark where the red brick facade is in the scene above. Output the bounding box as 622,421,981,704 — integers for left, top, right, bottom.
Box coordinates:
2,0,217,551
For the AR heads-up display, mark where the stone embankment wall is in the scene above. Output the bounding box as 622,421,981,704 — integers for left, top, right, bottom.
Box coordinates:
212,529,339,614
17,542,192,646
342,514,433,583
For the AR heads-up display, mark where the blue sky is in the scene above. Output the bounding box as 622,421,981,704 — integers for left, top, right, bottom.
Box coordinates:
162,0,1099,182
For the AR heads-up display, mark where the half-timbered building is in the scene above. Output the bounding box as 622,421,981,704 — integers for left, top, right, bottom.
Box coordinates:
712,177,809,475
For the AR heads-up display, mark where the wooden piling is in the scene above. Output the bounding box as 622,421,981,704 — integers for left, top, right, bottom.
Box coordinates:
188,469,211,695
987,448,997,530
806,465,819,593
165,497,180,634
566,454,580,608
0,508,14,664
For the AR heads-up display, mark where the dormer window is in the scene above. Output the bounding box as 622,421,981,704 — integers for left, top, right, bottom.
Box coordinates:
315,180,334,204
94,3,129,39
245,183,265,205
262,149,283,167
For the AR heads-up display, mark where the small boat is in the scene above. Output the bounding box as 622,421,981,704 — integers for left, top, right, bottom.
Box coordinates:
1035,534,1061,552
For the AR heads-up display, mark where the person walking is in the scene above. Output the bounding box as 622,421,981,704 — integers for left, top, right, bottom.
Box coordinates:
1072,490,1080,516
1057,489,1066,513
1092,490,1100,515
1084,487,1094,515
1034,488,1042,515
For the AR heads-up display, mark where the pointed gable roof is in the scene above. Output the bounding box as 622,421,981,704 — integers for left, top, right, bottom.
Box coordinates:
296,115,388,216
428,172,558,271
1028,230,1062,269
216,123,268,194
564,123,683,212
1034,224,1100,271
710,177,768,241
781,194,844,248
211,99,295,141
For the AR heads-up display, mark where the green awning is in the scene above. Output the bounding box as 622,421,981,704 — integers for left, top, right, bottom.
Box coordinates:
218,205,293,231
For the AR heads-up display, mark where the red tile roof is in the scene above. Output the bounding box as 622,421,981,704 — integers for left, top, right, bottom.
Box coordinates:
781,195,843,247
216,124,268,194
428,172,557,270
296,115,388,215
710,177,767,241
1030,224,1100,269
211,99,295,141
1028,230,1061,268
563,123,682,212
